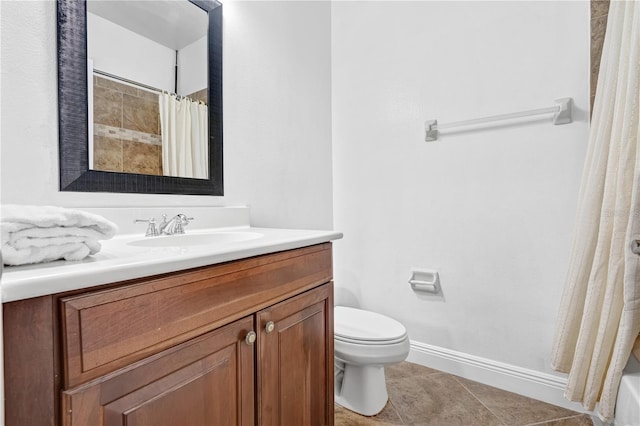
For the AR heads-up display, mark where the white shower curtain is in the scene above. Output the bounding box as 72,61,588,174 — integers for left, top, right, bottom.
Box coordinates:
159,93,208,179
190,100,208,179
551,2,640,423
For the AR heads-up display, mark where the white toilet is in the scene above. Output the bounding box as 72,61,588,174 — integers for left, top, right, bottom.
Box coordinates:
334,306,410,416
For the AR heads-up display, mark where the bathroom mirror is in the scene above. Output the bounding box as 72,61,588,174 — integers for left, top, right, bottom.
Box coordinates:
87,1,209,180
58,0,223,195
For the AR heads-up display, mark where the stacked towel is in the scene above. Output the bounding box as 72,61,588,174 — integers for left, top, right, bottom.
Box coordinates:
1,205,118,266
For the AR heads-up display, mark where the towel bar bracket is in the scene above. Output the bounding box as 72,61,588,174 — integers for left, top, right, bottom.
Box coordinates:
553,97,572,125
425,120,438,142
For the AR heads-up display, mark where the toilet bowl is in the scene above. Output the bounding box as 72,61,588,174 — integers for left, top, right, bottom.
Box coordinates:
334,306,410,416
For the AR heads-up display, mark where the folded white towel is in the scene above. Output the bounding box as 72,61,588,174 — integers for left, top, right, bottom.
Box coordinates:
1,205,118,266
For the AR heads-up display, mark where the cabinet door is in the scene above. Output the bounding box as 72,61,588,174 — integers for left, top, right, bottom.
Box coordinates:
257,283,334,426
62,316,255,426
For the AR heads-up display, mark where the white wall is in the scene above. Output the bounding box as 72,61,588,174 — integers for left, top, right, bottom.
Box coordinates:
178,35,207,96
331,0,589,398
0,0,333,231
222,1,333,229
88,12,176,93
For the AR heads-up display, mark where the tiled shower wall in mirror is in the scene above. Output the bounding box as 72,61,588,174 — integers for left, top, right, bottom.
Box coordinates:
92,76,208,176
93,76,163,175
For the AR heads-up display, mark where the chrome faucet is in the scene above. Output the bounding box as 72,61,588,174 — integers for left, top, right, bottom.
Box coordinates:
158,214,193,235
134,218,159,237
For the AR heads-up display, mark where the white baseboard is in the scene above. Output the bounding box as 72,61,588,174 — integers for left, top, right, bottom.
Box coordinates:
407,340,591,415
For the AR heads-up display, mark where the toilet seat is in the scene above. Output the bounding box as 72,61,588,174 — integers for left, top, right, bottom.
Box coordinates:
335,306,407,343
335,333,408,346
335,306,406,341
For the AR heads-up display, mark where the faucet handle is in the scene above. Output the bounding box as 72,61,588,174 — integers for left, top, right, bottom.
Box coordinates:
171,214,194,235
134,218,159,237
180,215,194,224
174,214,187,234
176,214,194,225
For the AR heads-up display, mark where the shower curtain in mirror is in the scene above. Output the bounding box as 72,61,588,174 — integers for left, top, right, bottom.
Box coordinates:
159,93,208,179
551,2,640,423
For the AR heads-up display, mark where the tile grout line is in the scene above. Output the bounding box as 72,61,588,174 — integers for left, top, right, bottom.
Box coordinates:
524,413,591,426
387,397,406,425
385,370,448,425
451,375,508,426
450,375,591,426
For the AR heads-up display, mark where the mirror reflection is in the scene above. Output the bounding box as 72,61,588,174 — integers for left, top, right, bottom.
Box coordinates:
87,1,209,179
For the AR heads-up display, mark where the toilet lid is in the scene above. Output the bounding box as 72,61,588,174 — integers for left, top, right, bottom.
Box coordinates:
334,306,407,342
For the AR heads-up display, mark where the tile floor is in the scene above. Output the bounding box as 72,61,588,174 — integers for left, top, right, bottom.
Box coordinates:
335,362,593,426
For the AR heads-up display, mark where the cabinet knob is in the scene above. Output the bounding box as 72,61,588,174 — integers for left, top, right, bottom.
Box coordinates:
265,321,275,334
245,331,257,345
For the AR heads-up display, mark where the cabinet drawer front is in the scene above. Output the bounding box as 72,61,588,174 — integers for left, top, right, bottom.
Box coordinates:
61,244,332,387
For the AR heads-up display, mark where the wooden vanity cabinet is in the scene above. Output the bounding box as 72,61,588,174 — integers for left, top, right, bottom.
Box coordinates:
3,243,335,426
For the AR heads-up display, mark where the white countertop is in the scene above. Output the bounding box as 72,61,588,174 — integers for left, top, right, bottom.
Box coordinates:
2,226,342,303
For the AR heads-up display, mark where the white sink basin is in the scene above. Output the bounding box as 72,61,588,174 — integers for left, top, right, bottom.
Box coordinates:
127,231,263,248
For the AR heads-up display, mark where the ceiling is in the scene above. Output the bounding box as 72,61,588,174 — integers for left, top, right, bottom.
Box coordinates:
87,0,209,51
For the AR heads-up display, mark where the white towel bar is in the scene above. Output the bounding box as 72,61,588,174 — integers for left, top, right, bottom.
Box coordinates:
425,98,573,142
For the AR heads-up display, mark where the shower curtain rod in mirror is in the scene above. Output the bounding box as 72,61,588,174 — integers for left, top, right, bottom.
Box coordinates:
424,97,573,142
93,69,195,101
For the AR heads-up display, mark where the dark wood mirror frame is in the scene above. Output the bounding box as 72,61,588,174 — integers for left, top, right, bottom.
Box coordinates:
57,0,223,195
